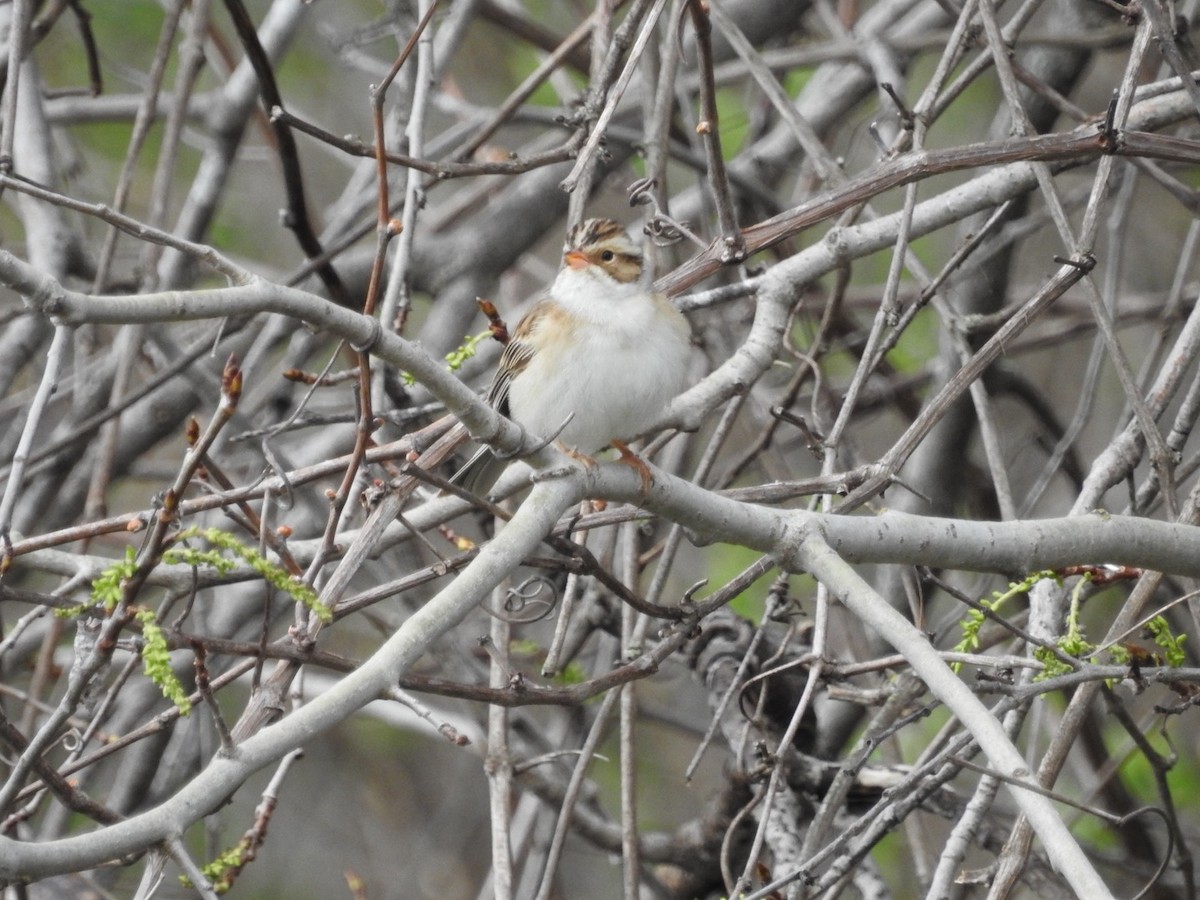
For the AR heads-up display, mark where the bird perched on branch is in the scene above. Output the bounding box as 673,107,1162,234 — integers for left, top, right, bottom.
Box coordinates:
457,217,691,495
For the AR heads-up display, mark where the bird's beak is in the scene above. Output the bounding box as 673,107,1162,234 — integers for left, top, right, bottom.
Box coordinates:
564,249,590,270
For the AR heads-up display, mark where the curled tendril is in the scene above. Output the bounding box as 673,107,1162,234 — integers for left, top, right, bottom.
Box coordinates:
505,577,557,613
627,177,707,248
1121,806,1173,900
627,176,656,206
483,576,559,624
60,729,83,752
644,217,689,246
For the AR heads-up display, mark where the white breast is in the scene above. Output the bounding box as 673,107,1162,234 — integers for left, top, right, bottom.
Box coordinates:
506,268,690,452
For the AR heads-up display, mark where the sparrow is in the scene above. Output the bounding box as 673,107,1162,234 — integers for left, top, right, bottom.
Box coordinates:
457,217,691,494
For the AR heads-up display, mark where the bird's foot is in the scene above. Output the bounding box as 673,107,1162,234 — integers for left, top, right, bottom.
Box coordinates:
531,442,598,484
559,442,600,470
612,440,653,496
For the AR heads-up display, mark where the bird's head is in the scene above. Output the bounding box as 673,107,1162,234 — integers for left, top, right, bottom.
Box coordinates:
561,218,644,286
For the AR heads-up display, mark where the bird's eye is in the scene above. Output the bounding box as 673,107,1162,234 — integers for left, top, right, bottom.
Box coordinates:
600,250,615,262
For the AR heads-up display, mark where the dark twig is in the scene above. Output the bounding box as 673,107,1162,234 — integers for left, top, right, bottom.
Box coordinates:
30,1,103,98
0,704,122,826
685,0,744,260
654,127,1198,296
222,0,351,307
192,643,235,753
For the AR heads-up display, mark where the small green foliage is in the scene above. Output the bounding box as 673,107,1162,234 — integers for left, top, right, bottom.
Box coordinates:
88,545,140,613
180,842,248,894
555,661,586,686
953,571,1059,672
58,544,142,617
402,330,491,386
1145,616,1187,667
162,545,238,576
1056,628,1094,660
1033,645,1075,679
168,527,330,622
63,529,325,713
136,608,191,715
445,330,491,371
1034,574,1093,680
954,596,1002,669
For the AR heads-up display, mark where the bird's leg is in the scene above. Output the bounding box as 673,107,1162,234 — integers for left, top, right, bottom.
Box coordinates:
530,441,600,486
612,440,653,495
557,441,599,470
550,441,653,499
551,442,609,509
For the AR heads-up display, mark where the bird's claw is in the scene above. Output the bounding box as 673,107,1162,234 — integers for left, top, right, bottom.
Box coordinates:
613,440,654,496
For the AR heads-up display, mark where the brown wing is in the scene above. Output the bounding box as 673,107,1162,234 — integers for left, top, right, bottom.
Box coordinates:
485,299,550,416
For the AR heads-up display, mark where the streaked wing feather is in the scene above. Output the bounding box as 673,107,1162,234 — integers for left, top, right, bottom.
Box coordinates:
486,300,549,413
453,301,551,492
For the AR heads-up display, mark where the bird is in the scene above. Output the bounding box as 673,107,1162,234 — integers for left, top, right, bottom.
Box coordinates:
456,217,691,495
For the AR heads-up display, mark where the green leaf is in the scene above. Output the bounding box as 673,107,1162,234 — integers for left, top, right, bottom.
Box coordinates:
166,527,331,622
181,841,249,893
79,545,139,614
1144,616,1187,668
953,571,1059,672
136,608,192,715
